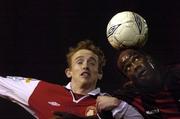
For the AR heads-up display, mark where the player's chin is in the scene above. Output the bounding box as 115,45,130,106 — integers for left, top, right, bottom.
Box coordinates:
135,77,158,91
80,75,91,79
80,76,88,79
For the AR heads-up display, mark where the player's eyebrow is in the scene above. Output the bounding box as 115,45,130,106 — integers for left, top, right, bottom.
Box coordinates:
121,54,139,71
74,56,83,61
74,56,97,63
88,57,98,63
120,55,130,70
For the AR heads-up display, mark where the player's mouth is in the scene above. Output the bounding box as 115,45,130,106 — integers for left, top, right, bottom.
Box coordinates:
80,71,90,78
135,68,148,79
140,69,148,76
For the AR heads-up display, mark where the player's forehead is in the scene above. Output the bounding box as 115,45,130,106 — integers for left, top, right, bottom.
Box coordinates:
71,49,98,61
119,49,142,62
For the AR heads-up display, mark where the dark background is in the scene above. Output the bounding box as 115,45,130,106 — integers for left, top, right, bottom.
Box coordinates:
0,0,180,118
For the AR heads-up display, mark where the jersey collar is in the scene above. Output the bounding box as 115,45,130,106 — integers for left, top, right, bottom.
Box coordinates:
65,82,101,96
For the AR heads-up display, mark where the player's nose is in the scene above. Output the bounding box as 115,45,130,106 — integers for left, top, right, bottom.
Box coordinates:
131,62,140,71
82,61,89,69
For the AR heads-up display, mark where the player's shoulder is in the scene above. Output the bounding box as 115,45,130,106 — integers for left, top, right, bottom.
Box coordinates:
163,64,180,71
164,64,180,78
6,76,39,81
38,80,64,90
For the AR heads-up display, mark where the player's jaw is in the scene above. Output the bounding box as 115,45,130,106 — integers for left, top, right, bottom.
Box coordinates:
131,63,160,90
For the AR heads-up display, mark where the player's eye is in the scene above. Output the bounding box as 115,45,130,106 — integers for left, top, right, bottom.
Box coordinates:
89,61,96,66
77,62,83,64
76,59,83,64
124,64,131,73
126,67,131,72
134,58,139,62
90,62,95,65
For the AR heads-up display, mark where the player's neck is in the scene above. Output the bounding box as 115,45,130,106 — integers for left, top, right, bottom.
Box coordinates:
71,83,95,95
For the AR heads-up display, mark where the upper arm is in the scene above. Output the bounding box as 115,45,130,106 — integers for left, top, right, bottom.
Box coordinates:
112,101,144,119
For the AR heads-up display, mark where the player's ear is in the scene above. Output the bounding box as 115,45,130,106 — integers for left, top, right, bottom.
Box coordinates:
65,68,72,78
98,73,103,80
146,55,155,69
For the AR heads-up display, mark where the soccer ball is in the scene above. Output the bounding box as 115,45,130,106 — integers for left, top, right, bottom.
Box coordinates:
106,11,148,49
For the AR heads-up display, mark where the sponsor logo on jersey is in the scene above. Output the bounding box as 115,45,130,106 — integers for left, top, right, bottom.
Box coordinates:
145,108,160,115
85,106,97,116
48,101,61,106
25,78,32,83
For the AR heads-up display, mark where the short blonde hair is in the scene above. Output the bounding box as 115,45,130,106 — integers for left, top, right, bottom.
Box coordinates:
66,40,106,74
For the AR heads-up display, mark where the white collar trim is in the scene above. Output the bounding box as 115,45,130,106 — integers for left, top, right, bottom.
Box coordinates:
65,82,101,96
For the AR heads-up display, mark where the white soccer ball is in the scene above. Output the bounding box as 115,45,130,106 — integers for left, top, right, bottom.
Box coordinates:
106,11,148,49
